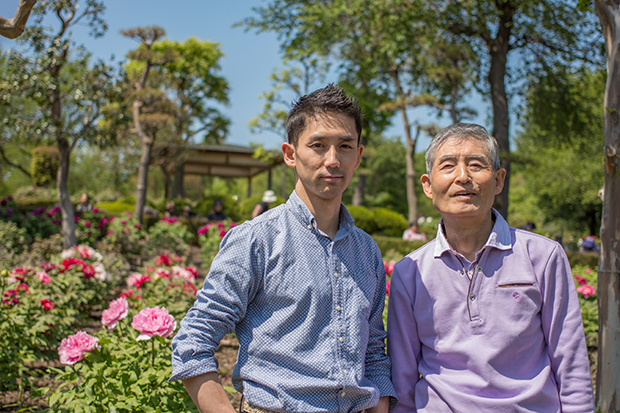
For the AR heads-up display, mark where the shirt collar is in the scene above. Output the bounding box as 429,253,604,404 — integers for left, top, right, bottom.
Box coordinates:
286,190,354,239
433,208,512,258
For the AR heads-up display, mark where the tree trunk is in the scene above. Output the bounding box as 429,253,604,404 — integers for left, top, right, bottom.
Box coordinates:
488,40,511,220
57,139,76,249
159,164,171,199
594,1,620,411
352,175,366,206
135,138,154,223
171,161,185,199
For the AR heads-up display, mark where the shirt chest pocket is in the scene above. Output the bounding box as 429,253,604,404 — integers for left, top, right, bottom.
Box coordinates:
491,281,542,327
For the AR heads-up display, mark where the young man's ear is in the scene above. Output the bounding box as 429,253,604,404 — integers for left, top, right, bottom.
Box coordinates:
282,142,296,168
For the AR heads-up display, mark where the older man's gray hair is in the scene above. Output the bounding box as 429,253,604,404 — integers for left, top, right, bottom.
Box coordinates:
425,123,501,176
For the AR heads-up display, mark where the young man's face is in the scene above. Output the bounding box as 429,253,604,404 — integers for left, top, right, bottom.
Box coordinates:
282,113,363,204
421,137,505,223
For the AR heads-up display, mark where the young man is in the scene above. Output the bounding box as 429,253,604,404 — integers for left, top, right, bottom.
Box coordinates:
172,84,396,413
387,123,594,412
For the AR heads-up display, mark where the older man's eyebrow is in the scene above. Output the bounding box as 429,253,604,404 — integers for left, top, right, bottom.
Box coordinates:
466,154,491,164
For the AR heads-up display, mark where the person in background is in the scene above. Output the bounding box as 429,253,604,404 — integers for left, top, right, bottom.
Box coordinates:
163,201,177,219
172,84,396,413
402,222,427,242
206,199,227,221
252,189,278,219
75,193,94,214
387,123,594,412
182,205,194,219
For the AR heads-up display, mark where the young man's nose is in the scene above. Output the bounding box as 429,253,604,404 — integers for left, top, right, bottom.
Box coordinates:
325,146,341,168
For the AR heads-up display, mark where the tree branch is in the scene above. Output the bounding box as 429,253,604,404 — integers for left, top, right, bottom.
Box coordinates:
0,0,37,39
0,145,31,178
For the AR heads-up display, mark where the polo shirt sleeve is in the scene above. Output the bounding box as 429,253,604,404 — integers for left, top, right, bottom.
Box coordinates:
364,246,398,409
170,223,263,381
387,257,421,413
540,245,595,412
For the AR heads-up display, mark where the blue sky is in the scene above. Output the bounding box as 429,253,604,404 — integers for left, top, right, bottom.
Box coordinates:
0,0,490,152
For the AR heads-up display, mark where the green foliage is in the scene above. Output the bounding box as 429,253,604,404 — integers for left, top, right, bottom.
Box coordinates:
372,235,427,258
75,208,110,246
43,328,197,413
197,221,236,266
100,213,148,257
513,66,605,237
566,252,599,269
147,219,193,256
31,146,60,188
346,205,408,237
97,201,136,216
372,207,408,237
238,193,284,221
0,220,28,254
0,196,61,245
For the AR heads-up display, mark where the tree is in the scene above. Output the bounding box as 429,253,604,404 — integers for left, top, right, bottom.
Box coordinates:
249,57,328,199
0,0,111,248
152,37,230,199
119,26,176,223
434,0,602,218
0,0,37,39
513,65,604,236
592,0,620,410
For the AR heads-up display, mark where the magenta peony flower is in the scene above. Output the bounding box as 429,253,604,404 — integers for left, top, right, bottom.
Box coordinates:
386,280,391,296
41,298,54,311
101,297,129,332
58,331,100,365
577,285,596,299
37,271,51,284
131,306,176,341
383,260,396,276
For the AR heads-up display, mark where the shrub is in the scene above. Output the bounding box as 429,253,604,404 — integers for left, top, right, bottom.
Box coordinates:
371,207,408,237
565,251,599,268
146,218,193,257
31,146,60,188
238,193,284,221
1,196,61,245
75,208,110,246
347,205,378,234
372,235,426,258
0,220,28,254
96,201,136,216
197,221,236,266
94,188,125,203
13,185,57,199
100,212,148,258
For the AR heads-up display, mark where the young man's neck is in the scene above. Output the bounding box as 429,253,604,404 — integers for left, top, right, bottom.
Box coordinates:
295,184,342,239
442,212,495,261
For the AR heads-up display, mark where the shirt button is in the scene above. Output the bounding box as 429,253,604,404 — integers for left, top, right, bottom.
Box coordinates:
307,224,312,229
336,305,341,311
344,370,348,374
334,272,339,278
341,391,346,397
470,295,476,301
478,266,482,271
339,337,344,343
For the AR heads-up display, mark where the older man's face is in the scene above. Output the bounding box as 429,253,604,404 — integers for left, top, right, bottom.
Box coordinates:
421,138,505,222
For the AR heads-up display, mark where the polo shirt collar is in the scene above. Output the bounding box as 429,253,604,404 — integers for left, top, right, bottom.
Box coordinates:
434,208,512,258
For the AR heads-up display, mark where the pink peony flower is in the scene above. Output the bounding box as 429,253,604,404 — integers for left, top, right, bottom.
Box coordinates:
76,245,95,259
41,298,54,311
155,268,171,280
93,262,108,281
577,284,596,299
101,297,129,332
58,331,100,365
384,260,396,276
131,306,176,341
585,268,593,274
84,220,92,228
82,264,95,279
230,221,236,228
386,280,390,296
183,282,197,295
37,271,51,284
217,222,224,229
172,265,195,282
197,226,209,235
219,230,227,237
126,272,147,288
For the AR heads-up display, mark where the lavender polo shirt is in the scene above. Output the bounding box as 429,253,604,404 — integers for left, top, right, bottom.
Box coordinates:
387,210,594,412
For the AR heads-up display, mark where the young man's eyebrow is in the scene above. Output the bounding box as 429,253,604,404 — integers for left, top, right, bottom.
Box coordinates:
307,135,357,142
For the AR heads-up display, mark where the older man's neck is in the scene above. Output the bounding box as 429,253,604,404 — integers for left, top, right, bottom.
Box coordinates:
443,212,495,261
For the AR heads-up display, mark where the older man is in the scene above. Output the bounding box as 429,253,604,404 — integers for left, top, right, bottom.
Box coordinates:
387,123,594,412
172,84,396,413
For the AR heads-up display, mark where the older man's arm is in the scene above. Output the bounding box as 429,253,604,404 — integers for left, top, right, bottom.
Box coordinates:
366,396,390,413
183,372,236,413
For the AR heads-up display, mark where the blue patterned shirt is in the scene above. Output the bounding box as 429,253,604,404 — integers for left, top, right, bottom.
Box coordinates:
171,191,397,412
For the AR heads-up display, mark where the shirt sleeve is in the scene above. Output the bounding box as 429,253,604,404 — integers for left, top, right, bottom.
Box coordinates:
540,245,595,412
170,224,263,381
364,245,398,409
387,258,421,413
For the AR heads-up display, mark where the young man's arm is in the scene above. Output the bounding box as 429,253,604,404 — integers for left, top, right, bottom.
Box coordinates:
182,372,236,413
387,258,421,413
366,396,390,413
